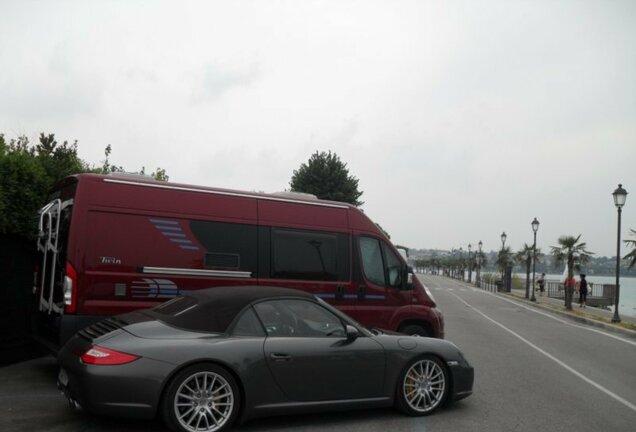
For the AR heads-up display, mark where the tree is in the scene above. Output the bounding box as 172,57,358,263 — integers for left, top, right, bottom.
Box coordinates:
290,151,363,206
0,132,169,239
515,244,542,299
0,133,87,237
496,246,513,281
625,229,636,269
551,235,593,310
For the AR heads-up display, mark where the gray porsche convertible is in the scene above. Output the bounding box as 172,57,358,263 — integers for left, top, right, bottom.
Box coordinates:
57,286,473,432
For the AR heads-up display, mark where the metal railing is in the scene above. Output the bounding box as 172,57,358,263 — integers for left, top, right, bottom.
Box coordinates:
473,276,616,307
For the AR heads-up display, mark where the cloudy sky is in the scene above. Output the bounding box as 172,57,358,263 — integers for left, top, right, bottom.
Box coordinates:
1,0,634,257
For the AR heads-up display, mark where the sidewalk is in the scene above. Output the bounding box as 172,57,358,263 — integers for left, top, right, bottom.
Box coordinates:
505,287,636,338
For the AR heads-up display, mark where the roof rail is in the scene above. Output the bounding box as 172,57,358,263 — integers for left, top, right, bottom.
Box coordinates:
107,172,156,181
272,191,318,200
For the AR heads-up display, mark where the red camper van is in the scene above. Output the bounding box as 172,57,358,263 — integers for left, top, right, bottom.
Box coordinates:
33,173,443,350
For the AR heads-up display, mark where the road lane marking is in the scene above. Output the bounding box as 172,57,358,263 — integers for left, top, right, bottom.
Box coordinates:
420,275,636,347
490,293,636,347
448,290,636,413
474,285,636,347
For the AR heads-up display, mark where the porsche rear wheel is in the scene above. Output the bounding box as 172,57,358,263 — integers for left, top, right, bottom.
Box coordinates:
163,364,240,432
396,355,448,416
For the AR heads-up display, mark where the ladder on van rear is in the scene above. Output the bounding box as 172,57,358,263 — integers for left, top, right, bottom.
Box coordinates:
36,199,72,314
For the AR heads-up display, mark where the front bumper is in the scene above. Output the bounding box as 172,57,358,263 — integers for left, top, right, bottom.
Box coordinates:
450,363,474,401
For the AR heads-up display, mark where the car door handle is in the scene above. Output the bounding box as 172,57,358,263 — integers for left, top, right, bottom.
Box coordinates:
270,353,292,362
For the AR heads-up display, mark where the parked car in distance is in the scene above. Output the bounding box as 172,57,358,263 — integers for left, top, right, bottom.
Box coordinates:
57,286,473,432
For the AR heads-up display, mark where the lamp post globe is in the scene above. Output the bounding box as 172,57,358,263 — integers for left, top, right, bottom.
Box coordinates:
531,218,539,302
612,184,628,323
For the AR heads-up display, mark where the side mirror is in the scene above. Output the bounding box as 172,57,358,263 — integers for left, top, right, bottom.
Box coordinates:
345,325,359,341
401,266,415,291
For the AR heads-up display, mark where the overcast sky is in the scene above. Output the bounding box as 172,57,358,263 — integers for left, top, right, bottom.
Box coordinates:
1,0,634,257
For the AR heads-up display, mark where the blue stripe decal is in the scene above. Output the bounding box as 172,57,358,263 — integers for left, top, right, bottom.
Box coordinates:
154,225,182,231
162,232,186,238
150,219,179,225
315,294,385,300
180,245,200,250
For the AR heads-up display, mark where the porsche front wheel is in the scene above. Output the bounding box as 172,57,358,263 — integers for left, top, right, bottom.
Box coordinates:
396,355,449,416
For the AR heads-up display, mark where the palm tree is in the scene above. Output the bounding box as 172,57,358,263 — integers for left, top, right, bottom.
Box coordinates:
551,235,594,310
515,245,544,299
474,250,487,285
624,229,636,269
496,246,513,288
516,244,533,298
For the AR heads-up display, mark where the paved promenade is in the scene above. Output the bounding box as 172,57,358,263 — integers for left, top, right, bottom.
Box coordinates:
494,284,636,337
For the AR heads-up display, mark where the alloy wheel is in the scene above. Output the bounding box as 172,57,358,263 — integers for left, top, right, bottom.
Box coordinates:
402,358,446,413
174,371,234,432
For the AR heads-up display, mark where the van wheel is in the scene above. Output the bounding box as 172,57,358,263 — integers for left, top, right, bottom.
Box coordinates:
395,355,449,416
162,363,240,432
400,324,429,337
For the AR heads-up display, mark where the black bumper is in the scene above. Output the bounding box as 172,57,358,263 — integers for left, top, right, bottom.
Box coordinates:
450,364,474,401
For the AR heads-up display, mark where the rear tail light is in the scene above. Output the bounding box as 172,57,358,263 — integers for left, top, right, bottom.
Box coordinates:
81,346,139,365
64,262,78,313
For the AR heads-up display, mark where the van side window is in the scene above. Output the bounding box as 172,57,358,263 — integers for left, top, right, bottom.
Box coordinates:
190,220,257,273
359,237,385,286
271,228,347,281
381,242,402,288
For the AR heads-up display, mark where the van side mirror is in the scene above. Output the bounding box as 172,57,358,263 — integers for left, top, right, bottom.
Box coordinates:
401,266,415,291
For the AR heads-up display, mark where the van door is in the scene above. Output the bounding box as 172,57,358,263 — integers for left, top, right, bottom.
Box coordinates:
257,227,358,318
354,236,406,331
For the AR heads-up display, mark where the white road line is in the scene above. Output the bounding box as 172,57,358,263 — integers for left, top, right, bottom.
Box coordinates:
448,290,636,413
470,284,636,347
422,276,636,347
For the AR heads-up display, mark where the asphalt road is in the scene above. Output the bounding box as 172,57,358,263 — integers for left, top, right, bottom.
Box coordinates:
2,275,635,431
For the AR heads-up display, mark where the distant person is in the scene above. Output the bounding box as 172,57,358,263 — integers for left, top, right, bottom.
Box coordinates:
578,274,588,308
537,273,546,296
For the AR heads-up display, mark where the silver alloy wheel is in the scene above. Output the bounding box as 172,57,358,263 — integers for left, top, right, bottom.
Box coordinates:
174,371,234,432
402,359,446,413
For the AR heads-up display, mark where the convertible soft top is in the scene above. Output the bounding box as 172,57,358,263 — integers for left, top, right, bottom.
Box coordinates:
145,286,315,333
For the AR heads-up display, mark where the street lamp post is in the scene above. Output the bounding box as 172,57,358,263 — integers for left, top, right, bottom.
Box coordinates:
477,240,483,288
468,244,472,284
612,184,628,323
531,218,540,302
500,231,507,278
459,247,464,280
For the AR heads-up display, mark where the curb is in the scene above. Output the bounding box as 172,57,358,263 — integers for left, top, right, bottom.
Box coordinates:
499,292,636,339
